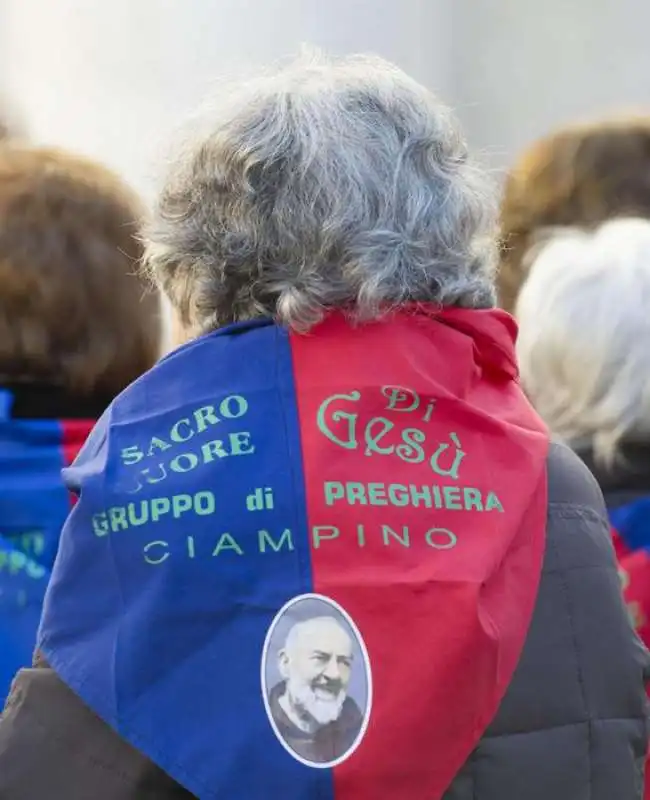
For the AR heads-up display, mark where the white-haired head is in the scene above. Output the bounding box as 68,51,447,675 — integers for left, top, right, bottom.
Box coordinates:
278,616,353,728
516,217,650,464
144,50,497,336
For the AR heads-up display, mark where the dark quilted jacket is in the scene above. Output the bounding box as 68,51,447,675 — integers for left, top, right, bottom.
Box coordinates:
445,441,650,799
0,441,647,799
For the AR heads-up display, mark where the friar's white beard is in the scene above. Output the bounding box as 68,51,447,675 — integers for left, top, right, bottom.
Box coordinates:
287,677,346,726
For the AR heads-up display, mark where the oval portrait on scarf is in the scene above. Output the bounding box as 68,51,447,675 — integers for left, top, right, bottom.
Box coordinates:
261,593,372,768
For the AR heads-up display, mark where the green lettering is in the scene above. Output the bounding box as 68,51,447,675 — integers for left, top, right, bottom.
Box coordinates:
212,533,243,556
382,386,419,412
316,392,360,449
396,428,426,463
312,526,339,548
425,528,457,550
229,431,255,456
121,445,143,466
172,494,193,518
194,405,219,433
151,497,171,521
324,482,345,505
127,502,149,526
144,541,169,565
170,453,199,473
443,486,462,510
92,511,109,537
258,528,294,553
409,484,432,508
147,437,171,456
201,439,229,462
382,525,410,547
388,484,409,506
364,417,395,456
463,488,483,511
368,482,388,506
220,395,248,419
108,506,128,532
195,491,216,515
13,532,44,556
357,524,366,547
25,560,46,579
141,464,167,484
170,418,194,443
485,492,504,512
432,485,443,508
430,433,465,479
345,482,368,505
8,551,25,575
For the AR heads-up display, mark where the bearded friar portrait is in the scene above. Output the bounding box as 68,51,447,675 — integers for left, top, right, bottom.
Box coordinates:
267,615,365,765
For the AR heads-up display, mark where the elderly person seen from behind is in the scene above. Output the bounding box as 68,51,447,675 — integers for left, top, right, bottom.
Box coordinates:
516,218,650,642
0,52,646,800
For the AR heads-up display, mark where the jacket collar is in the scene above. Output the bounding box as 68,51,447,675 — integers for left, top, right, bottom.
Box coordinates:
575,441,650,504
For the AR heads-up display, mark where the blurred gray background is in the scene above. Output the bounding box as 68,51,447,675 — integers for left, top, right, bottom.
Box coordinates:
0,0,645,199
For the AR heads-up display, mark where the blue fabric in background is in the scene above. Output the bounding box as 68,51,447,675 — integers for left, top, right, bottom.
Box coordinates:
610,497,650,553
0,390,73,704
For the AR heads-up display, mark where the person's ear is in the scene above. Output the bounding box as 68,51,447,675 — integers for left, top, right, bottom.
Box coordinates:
278,649,290,679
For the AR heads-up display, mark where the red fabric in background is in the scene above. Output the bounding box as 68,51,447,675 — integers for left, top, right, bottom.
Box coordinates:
60,419,95,506
612,528,650,799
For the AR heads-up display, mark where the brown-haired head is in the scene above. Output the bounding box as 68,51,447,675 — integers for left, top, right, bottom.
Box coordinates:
498,116,650,312
0,145,160,398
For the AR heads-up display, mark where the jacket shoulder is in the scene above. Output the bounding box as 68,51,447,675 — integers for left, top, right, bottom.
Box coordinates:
445,439,649,799
546,439,608,515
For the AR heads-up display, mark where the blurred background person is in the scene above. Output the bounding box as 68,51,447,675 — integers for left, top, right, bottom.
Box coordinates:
498,117,650,312
515,216,650,800
0,145,161,705
516,216,650,650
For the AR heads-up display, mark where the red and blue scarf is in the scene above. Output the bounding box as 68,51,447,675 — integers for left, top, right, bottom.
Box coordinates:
39,307,549,799
611,501,650,646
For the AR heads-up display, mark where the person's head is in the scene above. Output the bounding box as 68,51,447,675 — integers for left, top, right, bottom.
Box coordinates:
516,217,650,465
499,116,650,313
145,50,497,341
0,145,161,399
278,616,353,726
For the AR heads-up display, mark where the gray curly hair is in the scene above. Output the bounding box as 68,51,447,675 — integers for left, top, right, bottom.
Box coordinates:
145,51,497,334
